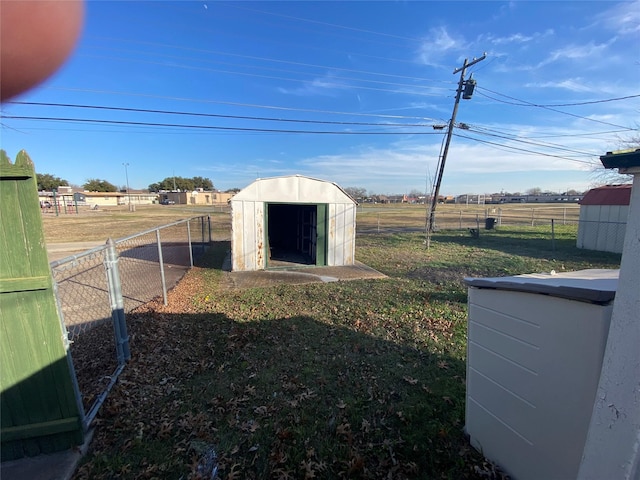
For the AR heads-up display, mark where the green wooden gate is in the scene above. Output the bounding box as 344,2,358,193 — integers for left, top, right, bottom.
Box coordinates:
0,150,84,461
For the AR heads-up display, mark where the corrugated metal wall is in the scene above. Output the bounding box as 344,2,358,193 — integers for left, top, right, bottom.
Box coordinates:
232,200,265,271
577,205,628,253
328,203,356,266
231,176,356,271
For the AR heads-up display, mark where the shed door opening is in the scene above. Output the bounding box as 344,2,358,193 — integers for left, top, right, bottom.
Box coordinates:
267,203,326,267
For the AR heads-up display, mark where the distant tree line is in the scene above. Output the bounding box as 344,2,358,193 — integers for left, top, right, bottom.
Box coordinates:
36,173,118,193
35,172,218,193
36,173,69,191
83,178,118,192
148,176,214,192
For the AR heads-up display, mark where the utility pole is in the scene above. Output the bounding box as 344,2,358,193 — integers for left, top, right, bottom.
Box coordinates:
122,162,132,211
427,53,486,234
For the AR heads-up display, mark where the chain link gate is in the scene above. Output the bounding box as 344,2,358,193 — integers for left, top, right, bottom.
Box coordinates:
50,216,211,429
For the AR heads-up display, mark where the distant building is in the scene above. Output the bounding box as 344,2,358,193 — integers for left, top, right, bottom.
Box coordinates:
38,188,158,208
159,190,233,205
484,194,584,204
82,191,126,207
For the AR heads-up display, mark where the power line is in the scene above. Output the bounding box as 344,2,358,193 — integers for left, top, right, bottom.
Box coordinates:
453,132,599,166
79,53,441,98
3,115,444,135
44,87,438,121
469,123,630,140
83,46,450,93
222,3,423,42
8,101,434,128
87,36,442,84
476,87,634,130
478,88,640,107
463,125,599,157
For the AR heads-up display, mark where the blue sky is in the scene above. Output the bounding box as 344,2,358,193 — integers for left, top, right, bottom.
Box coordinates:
1,1,639,195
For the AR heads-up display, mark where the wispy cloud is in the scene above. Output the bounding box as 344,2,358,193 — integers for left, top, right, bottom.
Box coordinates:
524,78,605,94
277,72,351,96
286,134,594,194
207,125,604,194
537,39,616,68
417,27,467,67
480,29,554,46
593,0,640,35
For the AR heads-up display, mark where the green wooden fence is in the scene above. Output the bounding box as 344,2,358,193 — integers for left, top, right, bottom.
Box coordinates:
0,150,84,461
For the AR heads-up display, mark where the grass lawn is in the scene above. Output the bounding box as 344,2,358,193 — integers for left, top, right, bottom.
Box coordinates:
72,225,619,480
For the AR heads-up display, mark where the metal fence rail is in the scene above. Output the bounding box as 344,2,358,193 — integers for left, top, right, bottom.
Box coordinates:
50,216,211,429
357,210,627,254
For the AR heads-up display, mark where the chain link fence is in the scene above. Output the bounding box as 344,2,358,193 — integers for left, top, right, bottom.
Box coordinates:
50,216,211,429
356,207,626,254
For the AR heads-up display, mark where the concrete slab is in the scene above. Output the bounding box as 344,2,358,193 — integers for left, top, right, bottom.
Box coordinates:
1,429,94,480
227,261,387,289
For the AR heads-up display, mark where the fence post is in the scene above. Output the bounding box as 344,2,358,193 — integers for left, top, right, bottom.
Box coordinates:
551,219,556,253
459,210,463,230
563,208,566,225
187,219,194,268
105,238,130,363
207,215,212,243
498,208,502,226
156,229,168,306
53,189,59,216
377,213,380,233
531,208,535,227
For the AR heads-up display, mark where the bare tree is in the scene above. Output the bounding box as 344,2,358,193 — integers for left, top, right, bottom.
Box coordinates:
344,187,367,201
591,131,639,186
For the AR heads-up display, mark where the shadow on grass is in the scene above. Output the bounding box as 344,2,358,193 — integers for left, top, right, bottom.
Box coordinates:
75,308,495,480
195,240,230,270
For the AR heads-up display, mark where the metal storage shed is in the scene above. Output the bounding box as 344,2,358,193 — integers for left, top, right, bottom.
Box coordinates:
230,175,357,272
576,184,631,253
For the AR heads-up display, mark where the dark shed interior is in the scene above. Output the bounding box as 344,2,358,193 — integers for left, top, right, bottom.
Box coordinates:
267,203,318,266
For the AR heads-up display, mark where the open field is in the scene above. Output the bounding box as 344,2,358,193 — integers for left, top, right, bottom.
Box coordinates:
42,204,231,243
70,211,620,479
355,203,580,233
42,202,579,244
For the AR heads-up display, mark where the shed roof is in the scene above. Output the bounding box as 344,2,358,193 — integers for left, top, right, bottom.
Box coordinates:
579,185,632,206
231,175,356,204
